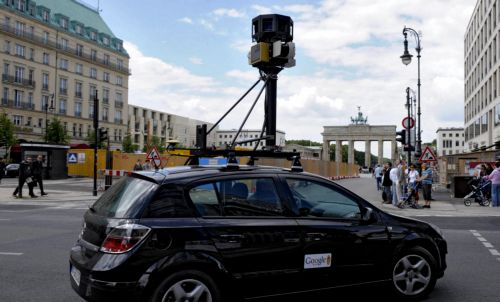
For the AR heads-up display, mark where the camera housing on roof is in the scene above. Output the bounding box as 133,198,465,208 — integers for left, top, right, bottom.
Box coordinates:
252,14,293,43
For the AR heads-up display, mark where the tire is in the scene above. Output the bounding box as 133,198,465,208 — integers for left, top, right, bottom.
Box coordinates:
390,246,437,301
481,198,490,207
464,198,472,206
150,270,223,302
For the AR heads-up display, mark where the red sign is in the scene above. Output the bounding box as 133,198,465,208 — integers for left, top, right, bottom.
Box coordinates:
402,117,415,129
146,147,162,168
419,146,437,162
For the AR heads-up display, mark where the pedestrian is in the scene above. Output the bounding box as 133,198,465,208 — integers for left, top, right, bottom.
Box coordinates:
142,159,152,171
0,157,5,184
374,164,383,191
390,160,401,206
32,155,47,196
133,159,143,171
381,162,393,204
484,161,500,207
13,156,36,198
418,162,433,208
485,163,494,175
407,164,420,205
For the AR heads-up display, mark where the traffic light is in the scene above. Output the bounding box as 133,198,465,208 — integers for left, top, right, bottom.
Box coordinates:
98,128,108,142
196,124,207,149
396,129,406,145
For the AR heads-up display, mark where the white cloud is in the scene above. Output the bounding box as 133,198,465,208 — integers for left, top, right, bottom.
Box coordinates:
178,17,193,24
200,19,215,31
213,8,245,18
189,57,203,65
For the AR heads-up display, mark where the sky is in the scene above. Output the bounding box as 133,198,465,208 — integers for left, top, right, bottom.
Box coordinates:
90,0,475,149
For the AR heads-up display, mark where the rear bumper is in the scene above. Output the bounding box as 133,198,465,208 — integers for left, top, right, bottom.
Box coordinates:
70,261,145,302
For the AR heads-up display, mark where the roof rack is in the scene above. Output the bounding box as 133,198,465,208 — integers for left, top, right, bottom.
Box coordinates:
181,148,303,172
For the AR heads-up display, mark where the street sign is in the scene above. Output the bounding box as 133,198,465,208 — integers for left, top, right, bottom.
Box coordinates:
146,147,161,168
67,153,78,164
402,117,415,129
419,146,437,162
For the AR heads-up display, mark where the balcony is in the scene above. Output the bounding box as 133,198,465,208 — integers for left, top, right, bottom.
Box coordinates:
2,74,35,89
75,111,82,118
42,84,49,91
114,118,123,124
0,25,132,76
59,88,68,95
75,92,82,98
59,109,67,115
115,101,123,108
102,97,109,105
1,98,35,110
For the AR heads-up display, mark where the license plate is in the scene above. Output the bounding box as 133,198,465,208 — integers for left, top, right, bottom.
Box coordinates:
70,265,81,287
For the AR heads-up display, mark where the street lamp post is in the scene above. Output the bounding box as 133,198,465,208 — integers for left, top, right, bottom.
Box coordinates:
401,26,422,159
405,87,412,163
44,94,55,142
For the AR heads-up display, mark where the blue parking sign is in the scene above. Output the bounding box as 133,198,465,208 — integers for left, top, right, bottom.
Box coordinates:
67,153,78,163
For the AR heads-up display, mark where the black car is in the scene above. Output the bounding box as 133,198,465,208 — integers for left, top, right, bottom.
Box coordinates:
69,165,447,302
5,163,20,177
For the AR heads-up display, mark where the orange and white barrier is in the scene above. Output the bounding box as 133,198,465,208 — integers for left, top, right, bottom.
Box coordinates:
103,170,132,177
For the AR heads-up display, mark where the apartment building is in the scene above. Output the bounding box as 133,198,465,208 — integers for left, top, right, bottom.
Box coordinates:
436,127,465,156
0,0,129,149
215,129,286,149
464,0,500,151
128,105,217,150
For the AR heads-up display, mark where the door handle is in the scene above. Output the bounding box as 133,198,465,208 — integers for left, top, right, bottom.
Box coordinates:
220,234,245,243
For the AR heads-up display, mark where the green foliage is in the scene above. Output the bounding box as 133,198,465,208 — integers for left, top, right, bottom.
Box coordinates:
86,129,106,149
286,139,322,146
144,135,165,153
45,117,69,144
0,111,16,159
329,144,389,166
122,134,137,153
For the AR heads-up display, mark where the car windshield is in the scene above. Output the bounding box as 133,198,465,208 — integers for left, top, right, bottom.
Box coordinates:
91,177,158,218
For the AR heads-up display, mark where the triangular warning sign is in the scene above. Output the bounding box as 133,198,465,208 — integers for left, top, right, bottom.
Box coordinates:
419,146,437,162
68,153,77,163
146,147,160,160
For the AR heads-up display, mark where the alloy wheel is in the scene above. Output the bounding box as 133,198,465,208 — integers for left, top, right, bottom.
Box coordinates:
393,254,432,296
162,278,213,302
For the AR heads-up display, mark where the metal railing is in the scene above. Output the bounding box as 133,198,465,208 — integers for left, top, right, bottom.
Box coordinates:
2,74,35,88
115,101,123,108
0,98,35,110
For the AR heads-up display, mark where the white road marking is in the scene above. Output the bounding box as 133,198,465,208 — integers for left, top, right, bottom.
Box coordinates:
477,237,487,242
0,219,11,221
483,242,494,248
490,249,500,256
0,252,23,256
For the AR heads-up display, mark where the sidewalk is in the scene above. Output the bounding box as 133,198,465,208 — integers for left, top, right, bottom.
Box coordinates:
375,186,500,217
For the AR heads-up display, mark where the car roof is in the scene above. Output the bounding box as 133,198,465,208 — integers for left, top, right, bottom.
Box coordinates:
131,165,317,184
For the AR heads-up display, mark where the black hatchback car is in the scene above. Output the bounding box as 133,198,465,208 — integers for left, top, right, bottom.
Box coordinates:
70,165,447,302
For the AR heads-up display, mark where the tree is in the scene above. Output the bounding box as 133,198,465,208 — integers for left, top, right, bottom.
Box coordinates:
143,135,165,153
122,133,138,153
285,139,322,147
45,117,69,144
0,111,16,160
86,130,106,149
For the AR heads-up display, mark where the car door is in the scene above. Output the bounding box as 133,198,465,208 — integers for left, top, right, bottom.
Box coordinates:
187,175,303,298
281,176,390,289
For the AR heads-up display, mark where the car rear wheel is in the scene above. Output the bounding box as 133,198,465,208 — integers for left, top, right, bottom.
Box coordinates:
150,270,222,302
391,246,437,300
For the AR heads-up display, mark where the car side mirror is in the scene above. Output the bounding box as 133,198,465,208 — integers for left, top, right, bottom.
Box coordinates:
362,207,376,222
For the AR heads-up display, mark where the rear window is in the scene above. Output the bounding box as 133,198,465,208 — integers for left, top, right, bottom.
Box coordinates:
91,177,158,218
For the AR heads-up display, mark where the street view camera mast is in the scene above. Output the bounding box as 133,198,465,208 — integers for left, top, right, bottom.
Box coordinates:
191,14,298,166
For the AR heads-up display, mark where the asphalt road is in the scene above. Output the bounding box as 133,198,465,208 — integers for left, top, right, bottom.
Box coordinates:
0,178,499,301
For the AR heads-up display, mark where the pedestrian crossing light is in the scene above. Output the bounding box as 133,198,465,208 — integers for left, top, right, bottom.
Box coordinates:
98,128,108,142
396,129,406,145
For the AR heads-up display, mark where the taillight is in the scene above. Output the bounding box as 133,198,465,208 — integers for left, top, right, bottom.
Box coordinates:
100,224,151,254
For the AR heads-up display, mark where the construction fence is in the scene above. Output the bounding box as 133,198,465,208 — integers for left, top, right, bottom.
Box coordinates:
67,149,359,179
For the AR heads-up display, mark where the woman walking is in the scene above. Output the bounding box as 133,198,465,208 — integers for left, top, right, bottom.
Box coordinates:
484,161,500,207
418,163,433,208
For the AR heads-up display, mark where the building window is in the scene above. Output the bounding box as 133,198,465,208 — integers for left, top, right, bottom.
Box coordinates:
89,103,94,119
15,21,25,36
14,66,24,83
16,0,25,11
76,44,83,56
60,38,68,50
481,114,488,133
117,59,123,70
43,31,49,44
59,78,67,95
42,10,50,22
75,24,82,35
75,82,82,98
59,58,68,70
75,102,82,117
90,49,97,61
60,17,68,29
59,99,66,114
90,31,97,41
103,54,110,65
41,95,48,110
14,90,23,107
42,73,49,90
4,40,10,53
116,76,122,86
103,107,108,121
13,115,23,126
75,63,83,75
15,44,25,57
43,53,49,65
103,88,109,104
90,68,97,79
103,72,110,82
89,85,97,101
495,104,500,126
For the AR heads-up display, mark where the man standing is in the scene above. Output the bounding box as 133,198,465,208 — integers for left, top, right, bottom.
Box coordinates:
32,155,47,196
390,160,400,206
133,159,143,171
13,156,36,198
381,162,393,203
419,163,433,208
0,157,5,184
374,164,383,191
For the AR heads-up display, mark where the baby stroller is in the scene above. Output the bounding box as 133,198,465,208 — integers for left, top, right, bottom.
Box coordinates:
464,178,491,207
400,182,422,209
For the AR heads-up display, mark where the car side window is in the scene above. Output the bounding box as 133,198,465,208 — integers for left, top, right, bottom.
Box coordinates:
143,184,193,218
286,179,361,219
189,178,283,217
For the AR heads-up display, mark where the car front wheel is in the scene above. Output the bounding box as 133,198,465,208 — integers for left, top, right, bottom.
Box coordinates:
150,270,222,302
391,246,437,300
